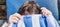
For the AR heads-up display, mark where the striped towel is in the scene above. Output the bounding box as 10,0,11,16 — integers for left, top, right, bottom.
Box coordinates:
12,14,59,27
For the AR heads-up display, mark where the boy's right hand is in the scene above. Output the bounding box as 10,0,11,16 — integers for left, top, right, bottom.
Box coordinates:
8,13,22,26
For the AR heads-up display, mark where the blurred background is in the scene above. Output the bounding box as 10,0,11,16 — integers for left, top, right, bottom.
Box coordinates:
0,0,6,20
58,0,60,25
0,0,6,27
0,0,60,27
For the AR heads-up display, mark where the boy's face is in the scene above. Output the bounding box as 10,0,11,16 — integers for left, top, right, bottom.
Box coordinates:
23,7,40,15
24,11,30,15
18,1,41,15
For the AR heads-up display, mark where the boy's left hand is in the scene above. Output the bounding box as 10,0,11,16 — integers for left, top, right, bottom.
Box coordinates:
41,7,52,17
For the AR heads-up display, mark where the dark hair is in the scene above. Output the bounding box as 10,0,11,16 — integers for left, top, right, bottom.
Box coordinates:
18,1,41,15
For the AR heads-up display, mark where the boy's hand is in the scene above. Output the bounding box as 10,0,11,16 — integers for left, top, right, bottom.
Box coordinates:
8,13,22,27
41,7,52,16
